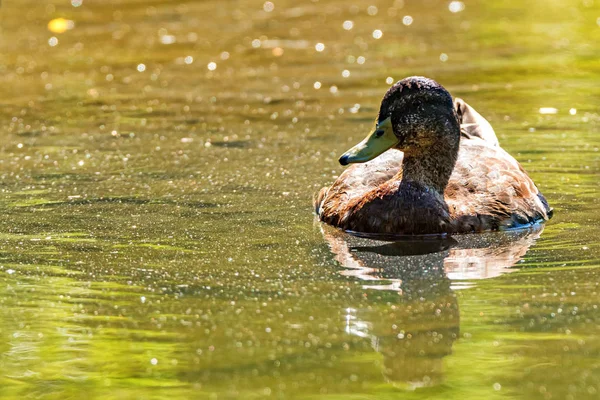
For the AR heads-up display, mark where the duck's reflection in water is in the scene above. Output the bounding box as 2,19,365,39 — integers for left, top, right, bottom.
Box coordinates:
322,225,543,389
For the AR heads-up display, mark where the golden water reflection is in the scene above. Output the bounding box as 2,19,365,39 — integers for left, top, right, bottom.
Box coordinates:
322,225,542,388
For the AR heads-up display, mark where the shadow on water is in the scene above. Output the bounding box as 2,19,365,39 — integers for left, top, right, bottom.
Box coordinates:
320,223,543,389
208,140,253,148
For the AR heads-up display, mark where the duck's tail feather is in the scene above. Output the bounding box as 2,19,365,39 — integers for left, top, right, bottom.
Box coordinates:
454,98,500,147
537,192,553,219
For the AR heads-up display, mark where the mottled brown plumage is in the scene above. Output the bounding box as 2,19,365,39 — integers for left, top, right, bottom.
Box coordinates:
314,77,552,235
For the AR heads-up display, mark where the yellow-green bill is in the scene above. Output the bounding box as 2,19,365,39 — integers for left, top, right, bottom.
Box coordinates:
339,117,398,165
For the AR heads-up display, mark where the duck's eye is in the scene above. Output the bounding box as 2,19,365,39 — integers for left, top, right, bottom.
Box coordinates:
375,130,385,138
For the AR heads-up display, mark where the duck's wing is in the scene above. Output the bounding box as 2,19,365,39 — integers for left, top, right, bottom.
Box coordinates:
446,140,552,232
454,98,499,147
314,149,403,219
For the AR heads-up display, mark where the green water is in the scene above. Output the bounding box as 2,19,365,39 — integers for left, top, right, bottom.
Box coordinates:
0,0,599,399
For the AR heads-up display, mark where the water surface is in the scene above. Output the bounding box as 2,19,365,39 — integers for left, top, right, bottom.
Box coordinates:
0,0,599,399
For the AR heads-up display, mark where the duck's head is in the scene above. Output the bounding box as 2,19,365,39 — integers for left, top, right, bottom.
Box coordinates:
339,76,459,165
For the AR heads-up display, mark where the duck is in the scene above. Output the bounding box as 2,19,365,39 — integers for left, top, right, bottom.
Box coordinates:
314,76,552,236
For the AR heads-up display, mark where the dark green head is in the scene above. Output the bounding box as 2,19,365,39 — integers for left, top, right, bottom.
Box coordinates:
339,76,460,165
378,76,459,152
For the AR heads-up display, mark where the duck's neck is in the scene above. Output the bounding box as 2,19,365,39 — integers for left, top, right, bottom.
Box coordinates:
400,130,459,194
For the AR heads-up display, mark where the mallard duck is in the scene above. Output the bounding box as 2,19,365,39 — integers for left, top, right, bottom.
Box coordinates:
314,76,552,235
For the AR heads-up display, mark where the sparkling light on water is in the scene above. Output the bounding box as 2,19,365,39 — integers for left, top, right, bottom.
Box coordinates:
137,63,146,72
48,18,75,33
402,15,413,26
48,37,59,47
315,43,325,52
263,1,274,12
386,77,394,84
343,20,354,30
372,29,383,39
449,1,466,13
160,35,176,45
207,62,217,71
